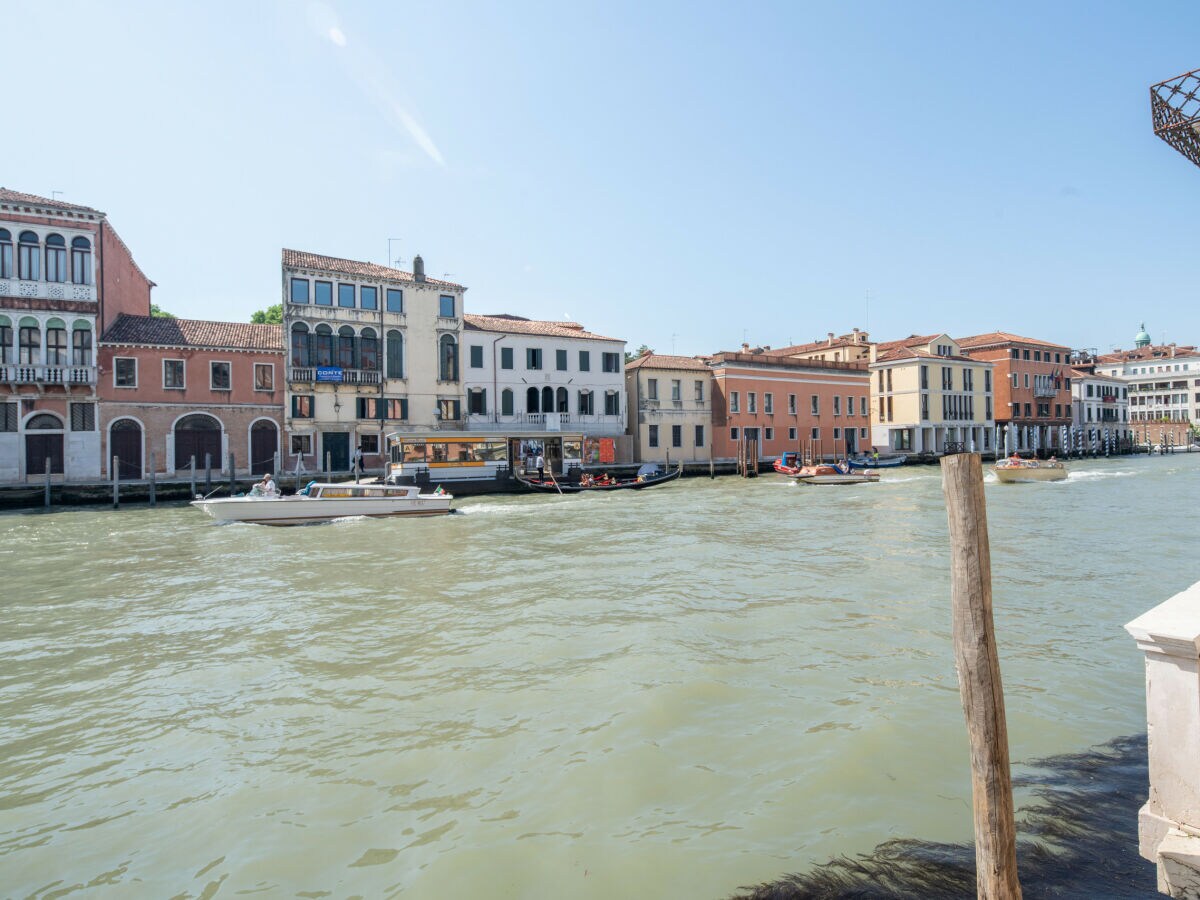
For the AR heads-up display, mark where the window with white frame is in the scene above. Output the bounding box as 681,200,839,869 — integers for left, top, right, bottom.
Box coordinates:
810,395,819,415
788,427,797,440
764,393,773,413
210,361,232,391
671,379,681,401
764,427,773,440
647,378,658,400
254,363,274,391
833,396,841,416
788,394,796,414
694,380,704,402
291,434,312,455
114,357,137,387
729,391,739,413
810,427,819,439
845,395,854,416
748,392,757,413
163,359,185,389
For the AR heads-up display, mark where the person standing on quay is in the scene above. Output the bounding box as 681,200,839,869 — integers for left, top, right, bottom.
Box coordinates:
535,450,545,481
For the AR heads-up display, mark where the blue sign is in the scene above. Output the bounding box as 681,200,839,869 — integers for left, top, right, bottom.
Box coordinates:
316,366,343,383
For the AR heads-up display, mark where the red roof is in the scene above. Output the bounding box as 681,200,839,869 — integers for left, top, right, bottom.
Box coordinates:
0,187,103,216
282,249,464,289
956,331,1071,351
766,332,872,356
101,314,284,351
625,352,711,372
1095,343,1200,363
464,314,622,343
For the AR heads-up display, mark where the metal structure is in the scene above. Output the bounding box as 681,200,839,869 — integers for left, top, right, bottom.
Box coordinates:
1151,68,1200,169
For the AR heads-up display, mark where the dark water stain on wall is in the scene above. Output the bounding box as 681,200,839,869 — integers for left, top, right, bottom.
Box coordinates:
728,735,1156,899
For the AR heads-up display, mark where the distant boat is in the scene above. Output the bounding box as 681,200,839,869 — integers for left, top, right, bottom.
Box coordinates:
794,464,880,485
993,457,1068,483
773,452,804,476
191,482,452,525
517,463,682,494
847,454,906,469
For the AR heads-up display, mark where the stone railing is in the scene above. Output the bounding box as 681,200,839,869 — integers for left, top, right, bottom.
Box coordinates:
1127,582,1200,894
0,364,96,385
0,280,96,302
289,366,381,385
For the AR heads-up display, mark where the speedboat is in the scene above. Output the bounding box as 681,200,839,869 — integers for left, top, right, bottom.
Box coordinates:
773,452,804,476
993,457,1067,483
191,482,452,525
794,464,880,485
847,454,906,469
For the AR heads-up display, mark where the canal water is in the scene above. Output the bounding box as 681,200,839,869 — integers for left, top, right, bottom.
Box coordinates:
1,454,1197,898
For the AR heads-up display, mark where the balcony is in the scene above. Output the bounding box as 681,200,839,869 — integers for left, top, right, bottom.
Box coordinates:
0,364,96,386
289,366,381,385
0,280,96,303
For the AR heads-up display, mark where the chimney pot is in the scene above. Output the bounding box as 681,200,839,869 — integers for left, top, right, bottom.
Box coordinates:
413,254,426,282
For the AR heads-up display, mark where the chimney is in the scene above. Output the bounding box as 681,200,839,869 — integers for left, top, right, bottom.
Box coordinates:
741,342,750,352
827,332,834,345
641,347,652,357
413,254,426,282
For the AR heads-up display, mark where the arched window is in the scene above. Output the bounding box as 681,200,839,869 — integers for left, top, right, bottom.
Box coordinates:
526,386,539,414
0,316,11,365
313,324,333,366
290,322,310,367
26,413,64,430
45,235,66,283
71,237,92,285
18,232,39,281
541,386,553,413
45,318,67,366
386,329,403,379
0,229,11,279
337,325,357,369
18,316,40,364
71,320,92,366
359,327,379,370
439,334,458,381
556,387,568,413
501,388,514,417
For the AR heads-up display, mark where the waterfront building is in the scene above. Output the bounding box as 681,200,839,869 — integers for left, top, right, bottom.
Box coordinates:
868,334,995,454
98,316,284,478
957,331,1074,452
707,349,870,462
1093,326,1199,446
1068,368,1130,445
766,328,873,364
0,188,153,482
282,250,466,473
461,314,627,439
624,351,712,464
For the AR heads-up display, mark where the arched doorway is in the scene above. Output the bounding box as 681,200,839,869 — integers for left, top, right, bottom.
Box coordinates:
541,386,553,413
556,387,568,413
250,420,278,474
25,413,64,475
110,418,143,480
526,387,539,416
174,413,223,471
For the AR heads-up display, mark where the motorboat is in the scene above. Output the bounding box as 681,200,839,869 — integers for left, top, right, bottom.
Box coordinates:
794,464,880,485
773,452,806,476
191,481,453,525
847,454,906,469
993,457,1068,484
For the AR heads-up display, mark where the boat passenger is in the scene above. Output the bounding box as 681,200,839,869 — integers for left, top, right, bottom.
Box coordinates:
252,472,278,497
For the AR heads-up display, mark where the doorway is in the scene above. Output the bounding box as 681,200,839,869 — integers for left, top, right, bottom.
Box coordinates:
250,420,278,474
110,418,143,479
25,413,65,476
322,432,350,471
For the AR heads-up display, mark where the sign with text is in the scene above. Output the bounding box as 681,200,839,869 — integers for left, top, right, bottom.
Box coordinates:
316,366,343,383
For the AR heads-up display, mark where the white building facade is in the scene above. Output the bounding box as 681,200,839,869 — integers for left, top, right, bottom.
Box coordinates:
461,315,626,435
282,250,466,472
1070,369,1130,441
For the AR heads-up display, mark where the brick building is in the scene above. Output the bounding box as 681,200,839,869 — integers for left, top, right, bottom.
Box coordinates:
957,332,1074,453
708,349,870,462
0,188,153,482
98,316,284,479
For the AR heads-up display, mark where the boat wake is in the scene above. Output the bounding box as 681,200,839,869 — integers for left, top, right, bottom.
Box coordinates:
1066,469,1138,481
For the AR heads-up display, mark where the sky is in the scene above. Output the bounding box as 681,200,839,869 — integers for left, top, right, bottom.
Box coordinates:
7,0,1200,356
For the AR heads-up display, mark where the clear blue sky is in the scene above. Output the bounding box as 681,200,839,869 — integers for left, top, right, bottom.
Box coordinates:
9,1,1200,355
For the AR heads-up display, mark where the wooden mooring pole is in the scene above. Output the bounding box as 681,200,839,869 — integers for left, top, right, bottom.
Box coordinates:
204,452,212,495
112,456,120,508
190,456,197,498
940,452,1022,899
44,458,51,508
148,450,157,506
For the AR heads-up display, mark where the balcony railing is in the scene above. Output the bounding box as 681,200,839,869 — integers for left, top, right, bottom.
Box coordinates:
289,366,381,385
0,364,96,385
0,279,96,303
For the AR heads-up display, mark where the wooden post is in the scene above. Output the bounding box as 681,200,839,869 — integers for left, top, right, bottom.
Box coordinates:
940,453,1022,900
112,456,120,508
204,452,212,495
44,458,51,508
190,455,197,498
148,450,157,506
325,451,332,477
228,452,235,495
709,455,714,479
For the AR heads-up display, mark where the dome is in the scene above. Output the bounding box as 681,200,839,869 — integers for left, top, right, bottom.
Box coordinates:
1135,323,1151,348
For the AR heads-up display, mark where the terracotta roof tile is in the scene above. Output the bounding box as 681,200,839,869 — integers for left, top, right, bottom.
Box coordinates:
463,314,622,343
101,314,284,351
956,331,1071,351
766,333,872,356
282,249,464,289
625,353,711,372
1095,343,1200,363
0,187,104,216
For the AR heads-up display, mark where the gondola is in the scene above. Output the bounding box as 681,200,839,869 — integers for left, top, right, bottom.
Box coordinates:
847,454,906,469
518,463,683,494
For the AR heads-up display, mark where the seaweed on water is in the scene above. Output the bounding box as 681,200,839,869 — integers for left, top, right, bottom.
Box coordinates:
727,734,1155,899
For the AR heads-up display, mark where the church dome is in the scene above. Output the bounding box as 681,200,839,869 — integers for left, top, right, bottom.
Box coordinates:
1135,323,1151,348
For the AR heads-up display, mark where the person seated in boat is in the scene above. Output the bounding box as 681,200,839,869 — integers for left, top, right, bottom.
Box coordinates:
250,472,278,497
1007,452,1022,465
580,474,594,487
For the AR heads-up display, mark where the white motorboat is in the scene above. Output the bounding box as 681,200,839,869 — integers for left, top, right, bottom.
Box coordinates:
793,464,880,485
191,482,453,525
993,458,1068,483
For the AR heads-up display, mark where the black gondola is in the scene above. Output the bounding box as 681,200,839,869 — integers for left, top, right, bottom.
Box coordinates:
517,463,683,494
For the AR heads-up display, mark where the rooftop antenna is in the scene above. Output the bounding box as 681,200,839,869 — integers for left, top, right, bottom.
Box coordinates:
865,288,871,336
671,333,678,354
51,190,63,202
386,237,402,268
